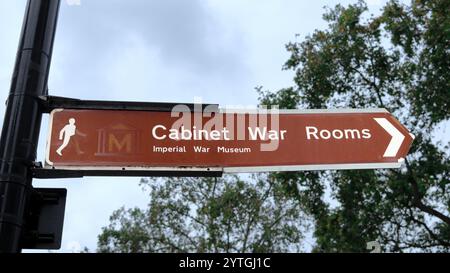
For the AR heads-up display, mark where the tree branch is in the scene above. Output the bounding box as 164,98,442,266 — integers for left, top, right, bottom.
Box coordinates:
337,58,386,108
408,212,450,247
242,181,274,252
405,158,450,226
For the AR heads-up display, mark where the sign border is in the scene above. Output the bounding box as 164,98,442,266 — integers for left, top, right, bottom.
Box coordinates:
224,161,403,173
44,108,407,173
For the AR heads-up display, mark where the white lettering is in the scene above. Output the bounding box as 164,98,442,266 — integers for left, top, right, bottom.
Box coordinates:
152,125,167,140
248,128,287,140
306,126,372,141
306,126,319,140
362,129,372,139
344,129,361,139
152,125,287,142
332,129,344,139
320,130,331,139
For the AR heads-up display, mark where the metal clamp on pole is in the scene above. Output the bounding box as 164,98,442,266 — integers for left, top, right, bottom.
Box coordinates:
31,162,223,179
21,188,67,250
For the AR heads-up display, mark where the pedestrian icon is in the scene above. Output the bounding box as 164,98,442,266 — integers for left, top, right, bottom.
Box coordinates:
56,118,76,156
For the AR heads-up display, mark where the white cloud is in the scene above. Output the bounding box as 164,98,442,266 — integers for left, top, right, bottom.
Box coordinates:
366,0,383,6
66,241,82,253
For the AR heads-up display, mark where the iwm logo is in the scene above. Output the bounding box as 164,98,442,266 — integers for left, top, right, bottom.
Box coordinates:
96,123,140,156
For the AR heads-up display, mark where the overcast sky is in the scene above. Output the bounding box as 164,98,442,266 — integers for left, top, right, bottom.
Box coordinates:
0,0,429,252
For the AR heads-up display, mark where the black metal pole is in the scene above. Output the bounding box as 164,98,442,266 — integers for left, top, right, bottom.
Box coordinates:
0,0,60,253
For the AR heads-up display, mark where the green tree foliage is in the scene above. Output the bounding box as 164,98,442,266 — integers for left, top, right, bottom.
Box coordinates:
96,0,448,253
259,0,450,252
96,175,309,253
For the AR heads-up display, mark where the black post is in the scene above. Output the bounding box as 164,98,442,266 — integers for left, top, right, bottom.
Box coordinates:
0,0,60,253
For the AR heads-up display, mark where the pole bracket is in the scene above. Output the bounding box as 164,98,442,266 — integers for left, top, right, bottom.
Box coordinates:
38,95,219,113
21,188,67,250
31,164,223,179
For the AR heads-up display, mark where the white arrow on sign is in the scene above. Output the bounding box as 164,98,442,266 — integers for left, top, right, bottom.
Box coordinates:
374,118,405,157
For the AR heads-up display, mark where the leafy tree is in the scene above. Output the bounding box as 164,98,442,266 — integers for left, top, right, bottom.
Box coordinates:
96,175,309,253
259,0,450,252
95,0,448,253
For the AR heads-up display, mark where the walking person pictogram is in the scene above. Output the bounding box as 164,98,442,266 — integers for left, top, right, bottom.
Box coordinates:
56,118,77,156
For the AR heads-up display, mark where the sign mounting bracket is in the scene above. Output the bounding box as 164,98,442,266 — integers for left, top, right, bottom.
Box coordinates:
38,95,219,113
31,162,223,179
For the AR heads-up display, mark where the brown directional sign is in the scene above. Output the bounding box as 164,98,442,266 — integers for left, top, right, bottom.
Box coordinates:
45,108,414,173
